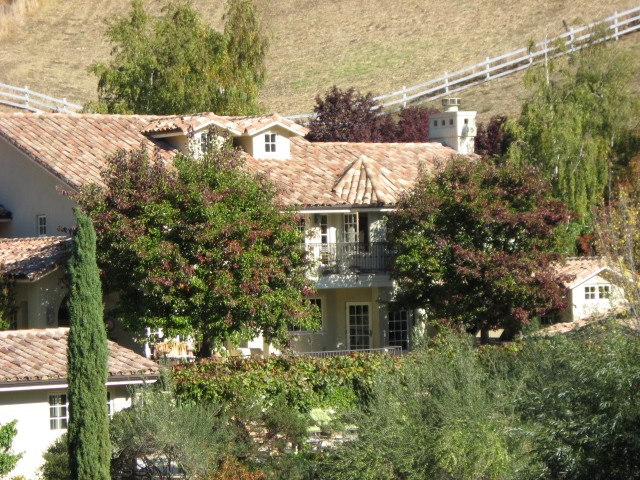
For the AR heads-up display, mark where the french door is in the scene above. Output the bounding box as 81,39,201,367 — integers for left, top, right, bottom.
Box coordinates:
347,303,371,350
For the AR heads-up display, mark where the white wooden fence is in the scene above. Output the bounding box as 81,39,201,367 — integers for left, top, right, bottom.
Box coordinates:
0,83,83,113
1,6,638,116
289,6,640,120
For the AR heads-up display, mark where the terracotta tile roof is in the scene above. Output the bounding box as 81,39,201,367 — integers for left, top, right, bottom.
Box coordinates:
0,112,460,208
246,137,460,207
0,328,159,384
553,257,610,289
0,236,71,281
0,112,173,190
0,204,11,220
230,114,309,136
141,113,243,136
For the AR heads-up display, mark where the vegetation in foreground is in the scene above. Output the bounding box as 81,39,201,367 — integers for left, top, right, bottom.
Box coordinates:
37,321,640,479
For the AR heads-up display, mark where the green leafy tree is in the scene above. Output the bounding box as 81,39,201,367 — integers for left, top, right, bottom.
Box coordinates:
0,420,22,477
66,209,110,480
89,0,267,115
0,266,15,330
76,139,317,352
508,40,639,220
387,157,571,340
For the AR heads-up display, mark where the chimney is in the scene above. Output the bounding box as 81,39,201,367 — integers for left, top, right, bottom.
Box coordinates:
429,98,476,154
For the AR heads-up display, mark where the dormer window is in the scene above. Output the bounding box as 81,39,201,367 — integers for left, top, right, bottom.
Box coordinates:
265,133,276,153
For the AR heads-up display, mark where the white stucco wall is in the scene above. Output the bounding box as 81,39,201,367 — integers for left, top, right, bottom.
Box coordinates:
0,139,76,238
568,272,626,322
13,271,68,329
0,384,133,479
241,126,293,160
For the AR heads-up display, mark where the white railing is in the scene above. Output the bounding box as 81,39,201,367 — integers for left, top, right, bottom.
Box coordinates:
289,6,640,121
0,83,83,113
2,7,638,117
292,346,403,357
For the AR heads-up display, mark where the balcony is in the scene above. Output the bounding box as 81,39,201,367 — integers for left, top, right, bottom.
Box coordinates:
304,242,390,276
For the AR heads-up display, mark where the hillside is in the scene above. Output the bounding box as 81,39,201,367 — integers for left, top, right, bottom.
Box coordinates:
0,0,638,120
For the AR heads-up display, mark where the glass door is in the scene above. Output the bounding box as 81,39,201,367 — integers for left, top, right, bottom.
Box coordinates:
347,303,371,350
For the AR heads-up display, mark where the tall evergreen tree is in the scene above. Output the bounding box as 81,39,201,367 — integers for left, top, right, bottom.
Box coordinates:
66,209,110,480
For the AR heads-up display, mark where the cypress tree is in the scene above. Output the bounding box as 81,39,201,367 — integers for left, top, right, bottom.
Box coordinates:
66,209,111,479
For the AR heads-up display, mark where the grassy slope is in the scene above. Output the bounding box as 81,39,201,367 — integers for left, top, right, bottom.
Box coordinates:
0,0,638,120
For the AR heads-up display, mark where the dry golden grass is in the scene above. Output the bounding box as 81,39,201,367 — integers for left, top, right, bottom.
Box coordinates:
0,0,44,38
0,0,638,120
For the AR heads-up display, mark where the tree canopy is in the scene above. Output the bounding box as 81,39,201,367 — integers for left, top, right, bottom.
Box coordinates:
306,85,437,143
508,41,639,220
0,266,14,330
387,157,571,338
76,138,317,351
0,420,21,477
89,0,268,115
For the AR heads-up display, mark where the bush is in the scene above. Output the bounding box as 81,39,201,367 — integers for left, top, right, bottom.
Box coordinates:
40,434,69,480
318,332,528,479
173,353,397,414
512,322,640,480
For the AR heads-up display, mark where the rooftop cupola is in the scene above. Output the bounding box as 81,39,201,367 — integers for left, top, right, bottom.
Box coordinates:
429,98,476,154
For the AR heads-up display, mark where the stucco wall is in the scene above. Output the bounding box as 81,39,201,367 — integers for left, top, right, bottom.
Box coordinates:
569,272,626,322
0,139,76,238
0,384,132,479
13,271,67,329
290,286,391,353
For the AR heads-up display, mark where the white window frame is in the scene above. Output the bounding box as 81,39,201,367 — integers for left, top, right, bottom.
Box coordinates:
37,214,47,236
598,285,611,299
585,284,611,301
49,391,113,430
346,302,371,350
290,297,324,334
265,133,277,153
387,309,413,351
49,393,68,430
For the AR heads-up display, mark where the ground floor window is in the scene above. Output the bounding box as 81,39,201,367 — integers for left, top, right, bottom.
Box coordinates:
290,297,323,333
49,394,68,430
388,310,413,351
49,391,112,430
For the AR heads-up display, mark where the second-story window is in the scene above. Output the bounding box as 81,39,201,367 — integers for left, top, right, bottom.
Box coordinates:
265,133,277,153
344,213,358,243
37,215,47,236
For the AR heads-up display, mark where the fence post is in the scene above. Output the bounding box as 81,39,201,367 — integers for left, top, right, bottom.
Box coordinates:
444,72,449,94
402,86,407,109
24,86,29,109
485,57,490,80
569,28,574,52
613,11,619,40
62,98,68,113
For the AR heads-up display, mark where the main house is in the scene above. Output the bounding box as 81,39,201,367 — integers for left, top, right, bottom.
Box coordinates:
0,102,478,355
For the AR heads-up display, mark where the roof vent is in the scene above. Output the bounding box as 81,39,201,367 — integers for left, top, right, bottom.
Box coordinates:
442,98,461,112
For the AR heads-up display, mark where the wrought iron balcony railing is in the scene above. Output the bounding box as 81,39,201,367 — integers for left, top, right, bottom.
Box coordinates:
303,242,390,275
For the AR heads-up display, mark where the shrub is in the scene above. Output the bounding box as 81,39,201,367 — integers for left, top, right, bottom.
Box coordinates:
40,434,70,480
